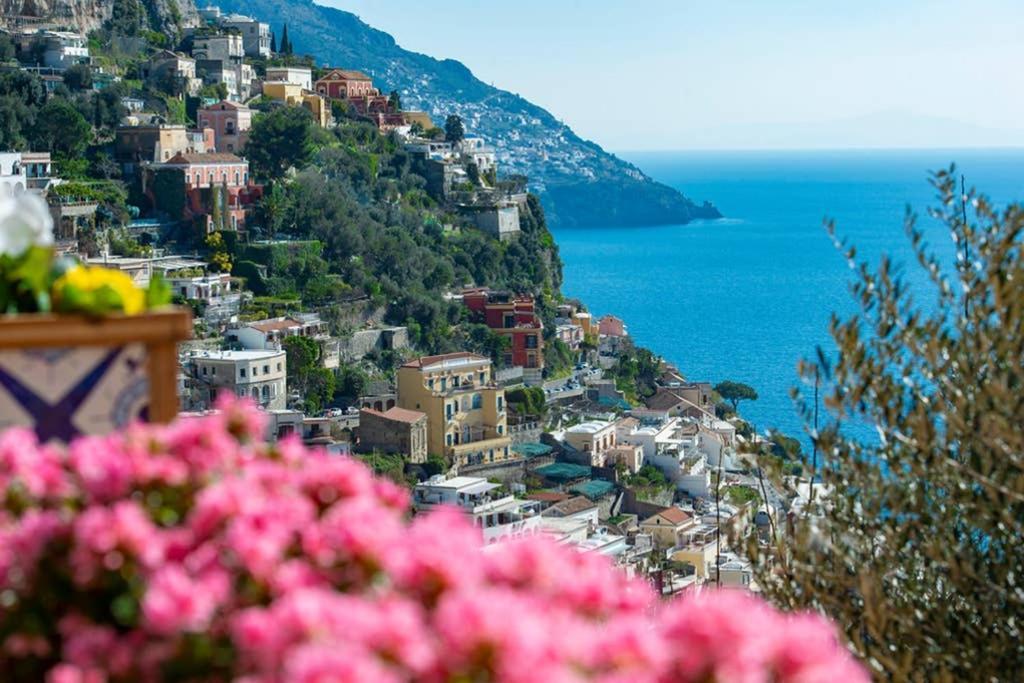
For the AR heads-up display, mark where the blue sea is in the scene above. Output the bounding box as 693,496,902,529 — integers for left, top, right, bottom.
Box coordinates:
552,149,1024,448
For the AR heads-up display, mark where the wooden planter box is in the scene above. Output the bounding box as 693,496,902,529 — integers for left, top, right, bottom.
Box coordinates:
0,308,192,442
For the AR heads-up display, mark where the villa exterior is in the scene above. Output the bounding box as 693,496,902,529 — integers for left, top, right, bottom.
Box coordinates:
197,101,252,153
396,352,512,468
462,288,544,383
314,68,377,100
185,349,287,410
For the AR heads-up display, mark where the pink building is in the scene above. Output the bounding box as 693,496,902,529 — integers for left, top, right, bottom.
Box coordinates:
197,101,252,154
150,152,261,233
314,69,378,100
598,315,628,338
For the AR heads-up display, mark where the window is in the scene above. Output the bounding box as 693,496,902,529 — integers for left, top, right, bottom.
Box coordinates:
471,394,482,409
252,366,257,376
201,366,207,375
239,368,246,378
497,425,503,435
446,434,452,446
503,314,514,327
234,171,240,185
208,172,214,185
428,378,434,390
440,378,447,391
497,396,504,411
525,335,538,349
263,365,269,374
277,363,282,371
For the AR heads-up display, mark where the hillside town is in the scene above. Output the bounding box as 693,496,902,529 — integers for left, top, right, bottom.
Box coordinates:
0,5,802,597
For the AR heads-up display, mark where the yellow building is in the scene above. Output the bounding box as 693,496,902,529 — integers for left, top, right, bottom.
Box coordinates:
396,352,512,468
261,82,331,128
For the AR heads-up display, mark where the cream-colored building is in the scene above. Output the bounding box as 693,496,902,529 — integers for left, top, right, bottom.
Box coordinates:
640,507,697,549
564,420,617,467
396,352,511,468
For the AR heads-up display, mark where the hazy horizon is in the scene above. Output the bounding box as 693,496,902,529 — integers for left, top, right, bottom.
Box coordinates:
324,0,1024,151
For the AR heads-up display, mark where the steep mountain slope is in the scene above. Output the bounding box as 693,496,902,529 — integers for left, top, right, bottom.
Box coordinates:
218,0,721,228
0,0,198,36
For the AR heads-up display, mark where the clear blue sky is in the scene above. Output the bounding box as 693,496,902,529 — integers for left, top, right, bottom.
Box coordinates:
323,0,1024,150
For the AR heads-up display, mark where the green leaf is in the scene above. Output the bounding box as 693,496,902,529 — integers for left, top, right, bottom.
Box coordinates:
146,272,172,309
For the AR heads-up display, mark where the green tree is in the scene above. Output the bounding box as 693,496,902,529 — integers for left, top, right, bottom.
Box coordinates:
752,171,1024,680
245,106,315,180
63,64,93,91
283,335,334,412
33,99,92,157
0,96,34,150
713,380,758,411
444,114,464,144
279,23,292,55
270,31,277,53
388,90,401,111
0,34,15,62
335,364,368,399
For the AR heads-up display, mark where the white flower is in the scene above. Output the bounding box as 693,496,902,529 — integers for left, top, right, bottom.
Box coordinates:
0,193,54,257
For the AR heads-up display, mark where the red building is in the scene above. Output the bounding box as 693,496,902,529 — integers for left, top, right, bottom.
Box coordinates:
463,288,544,383
146,152,262,233
314,69,378,100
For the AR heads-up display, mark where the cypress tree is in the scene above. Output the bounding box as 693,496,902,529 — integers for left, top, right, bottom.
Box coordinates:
280,24,292,55
270,31,276,53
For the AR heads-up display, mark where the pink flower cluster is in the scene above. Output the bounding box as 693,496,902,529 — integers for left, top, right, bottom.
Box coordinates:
0,395,866,682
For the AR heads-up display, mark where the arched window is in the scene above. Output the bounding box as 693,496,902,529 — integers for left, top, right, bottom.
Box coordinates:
262,385,269,400
251,387,259,399
234,171,239,185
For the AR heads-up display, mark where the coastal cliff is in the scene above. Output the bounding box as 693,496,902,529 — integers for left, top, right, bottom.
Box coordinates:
0,0,199,37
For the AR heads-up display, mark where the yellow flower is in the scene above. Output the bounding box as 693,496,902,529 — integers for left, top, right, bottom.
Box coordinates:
54,265,147,315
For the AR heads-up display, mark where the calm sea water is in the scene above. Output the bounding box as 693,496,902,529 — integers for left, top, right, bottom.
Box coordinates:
553,149,1024,447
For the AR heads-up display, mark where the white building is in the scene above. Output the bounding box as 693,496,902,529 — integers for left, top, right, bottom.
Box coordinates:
166,271,241,326
219,14,271,58
413,476,542,545
192,34,244,62
0,153,27,197
185,349,287,410
265,66,313,91
35,31,89,70
458,137,497,175
226,314,324,347
564,420,617,467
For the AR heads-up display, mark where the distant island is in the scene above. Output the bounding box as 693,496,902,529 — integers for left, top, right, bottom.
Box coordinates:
217,0,722,228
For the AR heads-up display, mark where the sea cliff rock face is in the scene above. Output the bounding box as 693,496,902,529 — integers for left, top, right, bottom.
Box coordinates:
0,0,199,36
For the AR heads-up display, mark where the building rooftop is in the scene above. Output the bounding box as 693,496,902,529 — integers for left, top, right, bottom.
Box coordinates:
189,349,284,361
420,476,495,492
362,406,426,424
567,420,613,435
545,495,598,517
246,316,307,333
644,507,692,526
526,491,572,504
319,68,371,81
402,351,489,370
164,152,245,165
